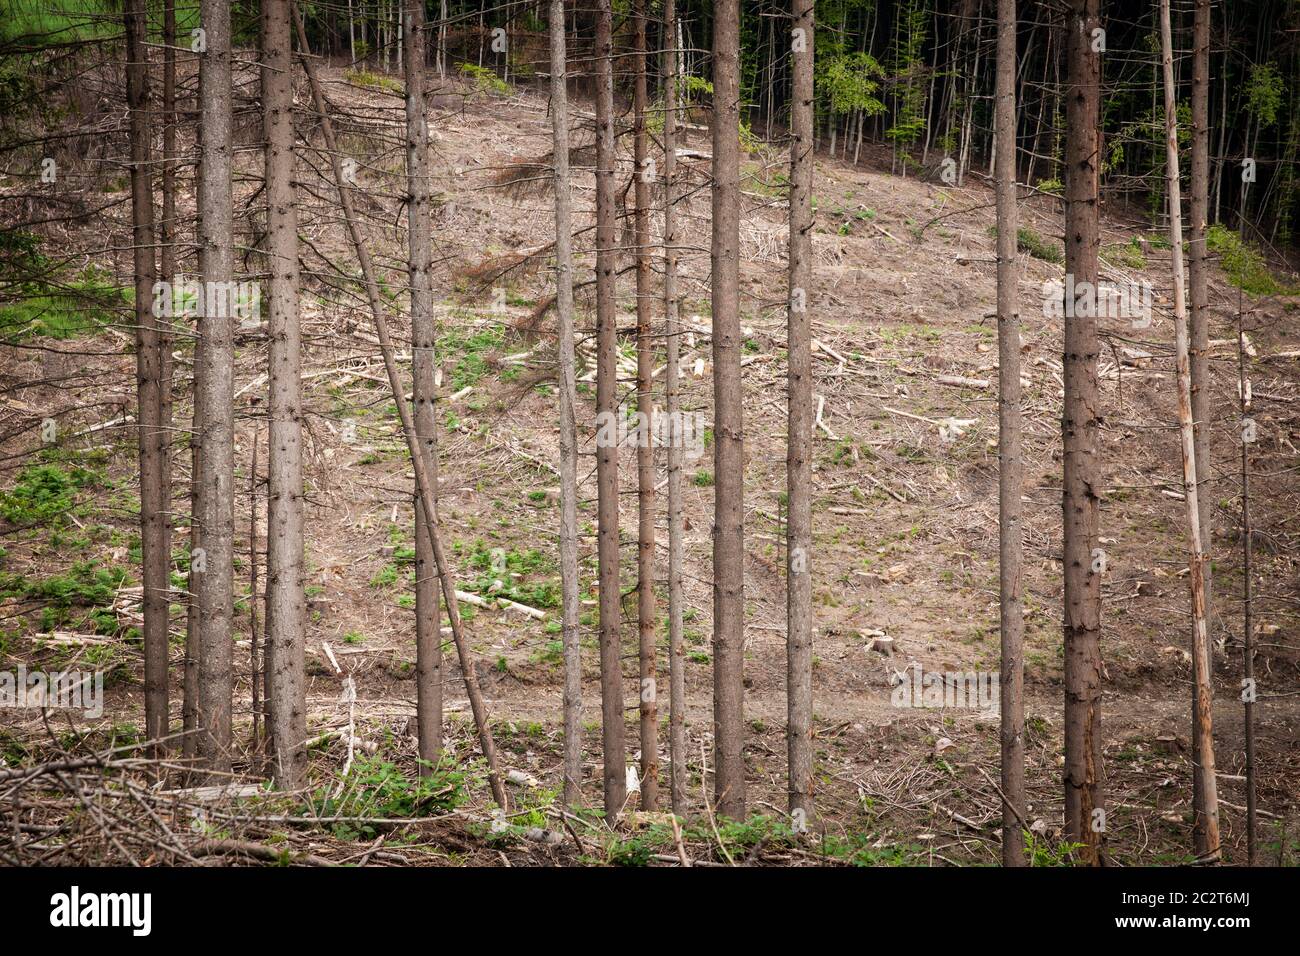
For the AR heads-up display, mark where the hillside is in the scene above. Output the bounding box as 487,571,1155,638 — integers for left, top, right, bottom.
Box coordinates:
2,56,1298,867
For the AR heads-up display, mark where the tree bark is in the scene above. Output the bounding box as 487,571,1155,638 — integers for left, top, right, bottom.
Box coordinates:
994,0,1026,867
196,0,236,774
402,0,443,777
632,0,659,814
1159,0,1221,863
1061,0,1104,865
593,0,627,822
549,0,584,809
711,0,746,822
662,0,688,819
1187,0,1214,858
785,0,815,826
125,0,169,751
263,0,307,789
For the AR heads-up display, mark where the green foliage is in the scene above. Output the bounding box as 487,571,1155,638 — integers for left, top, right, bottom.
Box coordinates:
0,463,102,525
1026,831,1084,866
344,69,402,95
459,63,508,96
1244,62,1285,128
1207,225,1297,296
819,52,885,120
309,754,467,840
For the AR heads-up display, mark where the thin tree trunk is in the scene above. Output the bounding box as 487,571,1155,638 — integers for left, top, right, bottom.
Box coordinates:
159,0,177,744
786,0,815,826
549,0,584,809
196,0,236,774
293,5,508,810
632,0,659,813
1159,0,1220,862
593,0,627,822
712,0,746,822
262,0,307,789
1187,0,1215,857
662,0,688,819
994,0,1025,868
249,427,261,760
125,0,168,751
1061,0,1104,865
1237,278,1257,866
404,0,443,777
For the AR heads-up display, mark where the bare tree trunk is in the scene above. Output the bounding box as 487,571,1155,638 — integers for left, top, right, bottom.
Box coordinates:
711,0,746,822
262,0,307,789
1187,0,1215,857
548,0,584,808
125,0,168,751
160,0,178,746
593,0,627,822
293,5,508,810
196,0,236,774
1160,0,1221,863
785,0,814,826
632,0,659,814
662,0,688,819
1237,282,1257,866
1061,0,1104,865
994,0,1026,867
402,0,443,777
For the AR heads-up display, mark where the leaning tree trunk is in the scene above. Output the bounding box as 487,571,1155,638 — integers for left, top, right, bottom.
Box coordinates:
293,5,508,810
548,0,584,808
403,0,443,777
711,0,746,822
662,0,688,818
786,0,815,825
196,0,236,775
994,0,1026,868
632,0,659,814
1061,0,1104,865
593,0,627,821
1159,0,1221,863
262,0,307,789
1187,0,1215,857
124,0,169,751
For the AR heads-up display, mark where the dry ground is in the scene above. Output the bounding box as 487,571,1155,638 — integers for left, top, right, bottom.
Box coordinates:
2,58,1298,865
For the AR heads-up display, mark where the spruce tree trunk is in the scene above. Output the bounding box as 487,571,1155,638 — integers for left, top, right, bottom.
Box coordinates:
994,0,1026,867
1061,0,1104,865
403,0,443,777
711,0,746,822
662,0,688,818
1159,0,1221,862
549,0,584,808
125,0,169,750
632,0,659,813
785,0,815,825
196,0,236,774
263,0,307,788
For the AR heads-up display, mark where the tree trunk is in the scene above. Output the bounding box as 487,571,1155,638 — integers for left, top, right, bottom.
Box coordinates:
1061,0,1104,865
593,0,627,822
549,0,584,809
662,0,688,819
262,0,307,789
196,0,236,774
125,0,169,751
293,5,509,811
786,0,815,826
632,0,659,814
1159,0,1221,863
403,0,443,777
994,0,1026,868
1187,0,1215,858
711,0,746,822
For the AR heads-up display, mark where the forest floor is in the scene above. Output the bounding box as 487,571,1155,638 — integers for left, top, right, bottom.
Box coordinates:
2,58,1299,866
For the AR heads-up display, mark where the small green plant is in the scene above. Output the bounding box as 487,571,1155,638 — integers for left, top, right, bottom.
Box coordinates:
1025,831,1084,866
459,63,508,95
309,754,467,840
